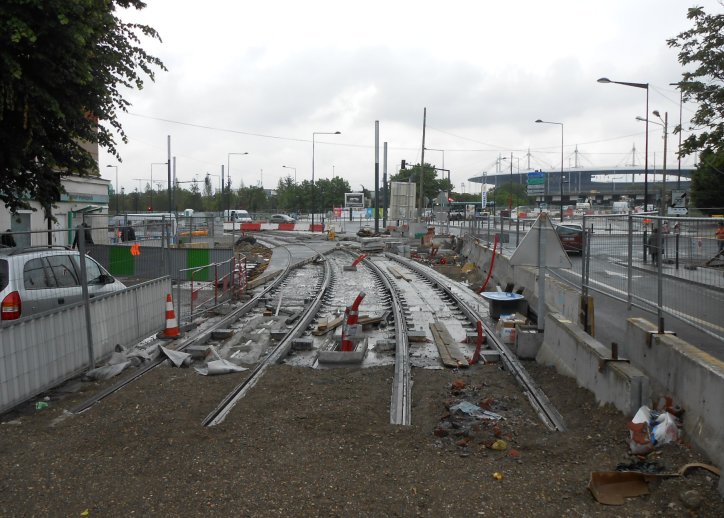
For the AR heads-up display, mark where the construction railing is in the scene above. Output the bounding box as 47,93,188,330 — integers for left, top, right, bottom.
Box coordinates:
581,213,723,345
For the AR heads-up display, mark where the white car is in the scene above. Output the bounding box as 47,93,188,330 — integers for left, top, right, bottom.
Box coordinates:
270,214,296,224
0,246,126,321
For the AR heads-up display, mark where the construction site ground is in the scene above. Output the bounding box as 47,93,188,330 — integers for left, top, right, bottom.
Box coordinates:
0,241,722,516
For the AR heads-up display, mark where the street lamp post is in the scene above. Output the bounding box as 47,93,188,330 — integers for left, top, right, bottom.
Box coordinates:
598,77,649,209
669,83,683,188
598,77,650,260
535,120,564,221
652,111,669,216
150,162,167,212
282,165,297,185
106,165,118,214
312,131,341,231
227,152,249,216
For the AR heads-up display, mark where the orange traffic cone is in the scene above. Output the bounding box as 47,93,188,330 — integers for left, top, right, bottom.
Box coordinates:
162,293,181,338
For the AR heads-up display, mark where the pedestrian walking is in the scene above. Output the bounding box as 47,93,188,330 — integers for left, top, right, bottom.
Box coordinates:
1,229,16,247
648,227,660,265
72,222,94,249
717,221,724,253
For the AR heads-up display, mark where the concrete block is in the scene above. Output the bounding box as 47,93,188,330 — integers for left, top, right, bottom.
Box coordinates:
211,329,234,340
374,339,396,352
292,337,314,351
480,350,501,363
408,330,427,342
515,325,542,359
185,345,210,360
270,329,287,341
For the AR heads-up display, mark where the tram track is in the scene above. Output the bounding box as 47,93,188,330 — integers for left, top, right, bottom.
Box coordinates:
70,242,317,415
384,252,566,432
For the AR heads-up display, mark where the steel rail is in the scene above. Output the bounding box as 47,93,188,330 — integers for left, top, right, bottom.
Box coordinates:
70,245,297,414
202,251,331,427
384,253,566,432
361,255,411,426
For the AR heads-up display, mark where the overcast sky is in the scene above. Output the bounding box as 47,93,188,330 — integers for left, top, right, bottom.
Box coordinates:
100,0,721,197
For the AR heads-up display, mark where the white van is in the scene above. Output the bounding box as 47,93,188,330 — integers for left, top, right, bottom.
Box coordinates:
612,201,629,214
575,202,591,211
224,210,252,223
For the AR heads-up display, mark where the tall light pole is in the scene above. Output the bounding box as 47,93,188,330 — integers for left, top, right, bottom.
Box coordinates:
227,152,248,215
597,77,649,210
282,165,297,185
312,131,341,231
669,82,683,188
150,162,167,212
535,120,564,222
652,111,669,216
106,165,118,214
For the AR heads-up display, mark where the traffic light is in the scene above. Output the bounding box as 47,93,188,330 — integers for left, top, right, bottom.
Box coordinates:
401,160,406,170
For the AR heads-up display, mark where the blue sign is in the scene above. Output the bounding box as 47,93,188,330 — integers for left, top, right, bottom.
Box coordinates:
527,172,545,178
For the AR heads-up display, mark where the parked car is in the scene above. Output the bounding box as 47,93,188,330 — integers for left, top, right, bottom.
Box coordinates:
554,223,583,254
224,209,252,223
448,209,465,221
0,246,126,321
269,214,296,224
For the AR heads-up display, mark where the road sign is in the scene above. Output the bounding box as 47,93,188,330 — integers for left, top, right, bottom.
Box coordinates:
344,192,364,208
527,178,545,185
528,172,545,178
527,186,545,196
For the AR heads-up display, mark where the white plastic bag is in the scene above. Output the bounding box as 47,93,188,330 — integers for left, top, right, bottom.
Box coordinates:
652,412,679,445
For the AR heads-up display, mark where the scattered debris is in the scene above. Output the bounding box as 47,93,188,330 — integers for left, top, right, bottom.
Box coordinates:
588,471,650,505
194,359,247,376
449,401,502,421
160,346,192,368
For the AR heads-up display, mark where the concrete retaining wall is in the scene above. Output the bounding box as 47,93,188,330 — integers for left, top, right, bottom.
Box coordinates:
462,234,724,495
537,312,648,415
625,318,724,495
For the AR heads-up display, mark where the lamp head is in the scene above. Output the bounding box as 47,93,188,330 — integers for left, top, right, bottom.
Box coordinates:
597,77,612,83
635,116,647,122
535,119,543,123
334,131,341,134
652,110,661,118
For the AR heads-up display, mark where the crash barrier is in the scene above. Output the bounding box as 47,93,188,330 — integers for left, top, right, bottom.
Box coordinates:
0,277,170,414
624,317,724,497
582,214,724,346
537,312,649,415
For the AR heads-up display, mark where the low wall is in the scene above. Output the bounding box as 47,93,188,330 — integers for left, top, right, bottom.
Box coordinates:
537,312,648,415
625,318,724,495
462,234,724,495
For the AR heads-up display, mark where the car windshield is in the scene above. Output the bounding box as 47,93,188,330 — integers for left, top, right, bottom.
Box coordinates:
557,225,582,236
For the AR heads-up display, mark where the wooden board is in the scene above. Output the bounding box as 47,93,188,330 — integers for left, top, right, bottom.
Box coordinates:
387,266,413,282
313,315,344,336
429,322,469,368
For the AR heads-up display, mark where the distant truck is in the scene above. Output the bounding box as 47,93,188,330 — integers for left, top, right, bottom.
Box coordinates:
612,201,630,214
224,209,252,223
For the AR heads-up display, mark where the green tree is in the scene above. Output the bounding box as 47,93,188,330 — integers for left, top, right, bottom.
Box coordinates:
668,6,724,157
0,0,165,213
390,163,449,208
690,149,724,212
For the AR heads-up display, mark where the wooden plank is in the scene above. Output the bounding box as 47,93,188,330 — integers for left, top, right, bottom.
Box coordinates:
429,322,469,368
387,266,403,279
313,315,344,336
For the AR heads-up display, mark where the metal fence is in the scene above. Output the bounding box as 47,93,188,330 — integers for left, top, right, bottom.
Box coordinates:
581,213,724,344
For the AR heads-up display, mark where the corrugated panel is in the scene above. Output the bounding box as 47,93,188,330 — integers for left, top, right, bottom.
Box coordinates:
0,277,170,414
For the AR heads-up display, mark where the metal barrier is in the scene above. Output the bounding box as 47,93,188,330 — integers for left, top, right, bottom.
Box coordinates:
582,213,723,344
176,256,246,323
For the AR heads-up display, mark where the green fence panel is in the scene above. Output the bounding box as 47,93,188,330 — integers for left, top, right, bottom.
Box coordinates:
109,246,135,276
186,249,211,281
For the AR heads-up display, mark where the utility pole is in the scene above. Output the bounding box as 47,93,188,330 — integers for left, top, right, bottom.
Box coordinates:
374,120,379,233
419,108,426,218
383,142,388,228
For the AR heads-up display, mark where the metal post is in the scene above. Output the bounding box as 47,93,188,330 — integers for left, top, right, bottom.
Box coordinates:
537,214,547,332
167,135,172,215
656,218,664,333
419,108,426,218
77,225,95,368
383,142,388,229
627,212,633,310
374,120,379,234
